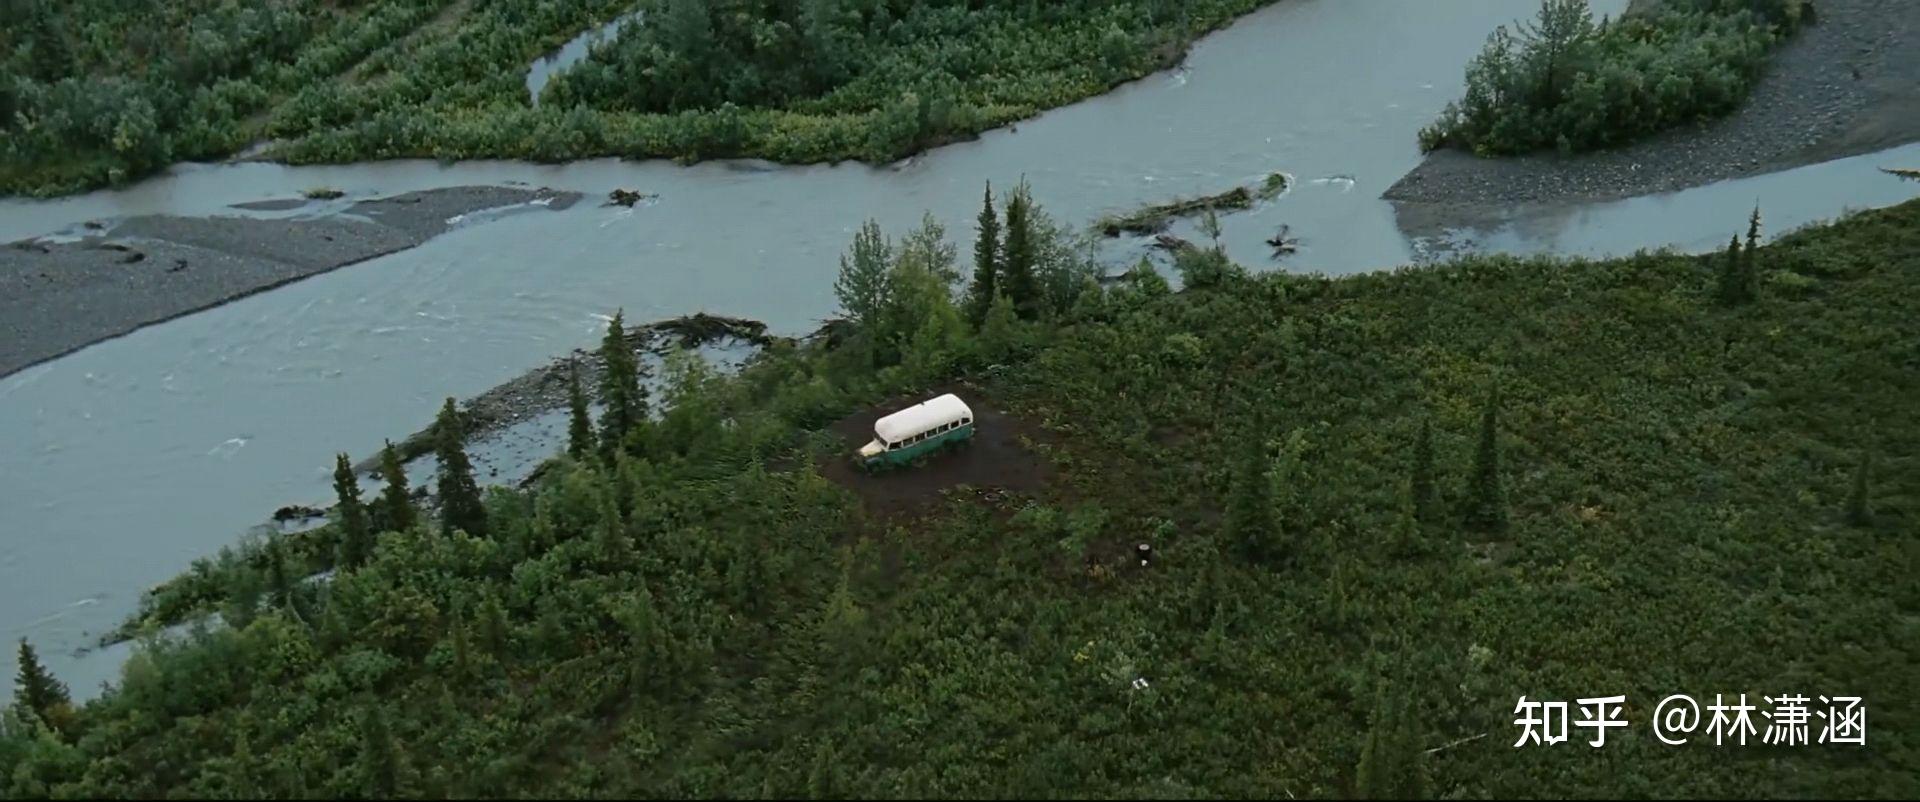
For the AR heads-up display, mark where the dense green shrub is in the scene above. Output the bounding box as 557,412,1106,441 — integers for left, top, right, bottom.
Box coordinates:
1420,0,1809,156
2,0,1279,195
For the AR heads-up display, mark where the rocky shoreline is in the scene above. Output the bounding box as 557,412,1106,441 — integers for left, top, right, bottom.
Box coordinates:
1384,0,1920,210
358,313,783,476
0,185,581,379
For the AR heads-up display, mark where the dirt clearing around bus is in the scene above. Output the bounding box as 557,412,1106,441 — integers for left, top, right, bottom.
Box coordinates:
818,384,1056,520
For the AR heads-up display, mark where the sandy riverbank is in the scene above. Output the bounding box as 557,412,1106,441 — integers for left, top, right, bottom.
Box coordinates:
0,186,580,378
1383,0,1920,211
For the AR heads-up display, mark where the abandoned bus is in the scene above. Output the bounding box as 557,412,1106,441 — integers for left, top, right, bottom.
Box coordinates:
859,394,974,468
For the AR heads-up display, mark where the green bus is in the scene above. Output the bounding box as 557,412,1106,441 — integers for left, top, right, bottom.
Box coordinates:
859,393,975,468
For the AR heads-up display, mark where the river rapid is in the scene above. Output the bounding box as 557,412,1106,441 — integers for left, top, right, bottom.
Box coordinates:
4,0,1917,697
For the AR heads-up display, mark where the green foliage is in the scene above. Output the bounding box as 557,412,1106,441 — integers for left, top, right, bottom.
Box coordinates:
834,220,894,336
1846,450,1873,527
567,359,596,461
1422,0,1808,156
0,0,478,195
3,0,1278,196
976,292,1026,365
9,197,1918,799
967,182,1001,327
1172,245,1244,290
263,534,294,612
361,705,402,797
598,312,647,457
1002,183,1041,318
9,640,71,736
1465,393,1509,534
379,439,417,534
1412,419,1438,524
333,453,374,570
1355,669,1429,800
433,398,487,538
1224,428,1279,563
1718,234,1750,306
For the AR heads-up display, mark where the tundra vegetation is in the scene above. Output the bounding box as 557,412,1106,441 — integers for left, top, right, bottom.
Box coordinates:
4,189,1914,797
1421,0,1811,156
0,0,1278,196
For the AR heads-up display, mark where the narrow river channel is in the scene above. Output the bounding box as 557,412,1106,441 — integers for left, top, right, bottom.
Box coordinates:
4,0,1916,697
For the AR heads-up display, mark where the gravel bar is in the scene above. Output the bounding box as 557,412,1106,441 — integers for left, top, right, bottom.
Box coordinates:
1383,0,1920,208
0,186,581,378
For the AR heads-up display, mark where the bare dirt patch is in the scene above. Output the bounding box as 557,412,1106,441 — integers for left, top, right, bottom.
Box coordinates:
817,383,1056,520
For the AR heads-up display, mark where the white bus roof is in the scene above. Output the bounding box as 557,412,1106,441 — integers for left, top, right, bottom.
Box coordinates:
874,394,973,443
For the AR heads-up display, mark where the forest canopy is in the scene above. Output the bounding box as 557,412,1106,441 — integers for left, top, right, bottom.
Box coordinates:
0,0,1276,196
3,189,1914,798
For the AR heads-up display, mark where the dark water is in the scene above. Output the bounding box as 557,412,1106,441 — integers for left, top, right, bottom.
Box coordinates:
8,0,1917,698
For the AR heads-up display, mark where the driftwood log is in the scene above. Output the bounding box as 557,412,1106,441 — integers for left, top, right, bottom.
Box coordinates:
607,188,659,207
1151,233,1194,252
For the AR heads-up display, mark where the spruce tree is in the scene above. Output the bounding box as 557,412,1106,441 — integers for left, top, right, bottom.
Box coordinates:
1846,450,1873,527
448,604,472,678
265,535,294,611
1411,419,1437,523
1001,183,1039,318
1355,673,1429,800
966,181,1001,327
1224,429,1278,563
433,398,488,537
595,487,632,568
1717,234,1748,307
1465,393,1509,534
378,439,416,533
977,292,1022,363
477,594,511,656
598,311,646,457
362,706,400,798
1742,205,1763,300
318,600,351,652
566,359,596,460
11,639,71,731
27,5,74,82
333,453,373,569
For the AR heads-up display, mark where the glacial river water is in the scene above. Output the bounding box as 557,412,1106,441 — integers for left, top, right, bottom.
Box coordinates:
4,0,1917,697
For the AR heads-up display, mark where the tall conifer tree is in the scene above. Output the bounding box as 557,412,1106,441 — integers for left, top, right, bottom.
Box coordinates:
967,181,1000,326
333,453,373,569
1465,393,1509,534
1411,419,1437,523
566,359,596,460
378,439,416,533
598,312,646,456
434,398,488,537
11,639,71,732
1001,183,1039,318
1846,450,1873,527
